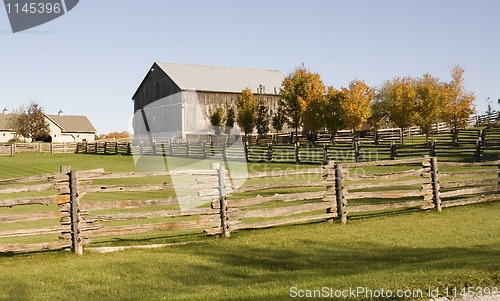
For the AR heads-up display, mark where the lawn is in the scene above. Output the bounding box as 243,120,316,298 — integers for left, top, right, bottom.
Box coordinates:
0,153,499,300
0,202,498,300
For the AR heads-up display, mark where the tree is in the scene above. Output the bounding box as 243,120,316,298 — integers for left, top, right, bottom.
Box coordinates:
323,87,345,141
280,65,325,143
414,74,445,141
376,76,418,136
209,106,225,135
255,85,270,137
236,88,257,140
302,91,326,143
340,80,373,132
271,99,287,133
8,102,50,142
224,106,235,134
98,131,130,140
441,66,475,142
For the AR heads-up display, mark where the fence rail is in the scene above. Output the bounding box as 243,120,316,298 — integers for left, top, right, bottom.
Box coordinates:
0,142,77,156
1,157,499,255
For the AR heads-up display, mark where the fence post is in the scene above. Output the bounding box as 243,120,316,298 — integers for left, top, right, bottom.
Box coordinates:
390,142,397,160
114,142,118,154
374,130,379,145
430,157,442,212
104,142,108,155
168,140,173,156
323,144,329,165
399,128,403,144
294,143,300,163
11,143,15,157
324,161,336,223
244,141,249,162
354,140,360,162
69,170,83,255
267,143,273,162
126,142,131,155
222,142,227,161
216,165,230,238
421,156,433,209
475,138,482,162
202,141,207,159
186,141,190,157
430,139,436,157
334,163,347,224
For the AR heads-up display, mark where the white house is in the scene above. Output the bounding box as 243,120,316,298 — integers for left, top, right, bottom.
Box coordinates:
0,109,96,143
45,110,96,143
0,108,17,142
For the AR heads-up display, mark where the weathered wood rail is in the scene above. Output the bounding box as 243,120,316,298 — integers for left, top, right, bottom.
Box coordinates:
0,166,72,253
0,142,77,156
2,157,499,255
77,132,499,163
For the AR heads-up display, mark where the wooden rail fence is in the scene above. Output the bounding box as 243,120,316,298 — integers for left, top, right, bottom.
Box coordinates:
0,142,77,156
1,157,499,255
78,133,500,163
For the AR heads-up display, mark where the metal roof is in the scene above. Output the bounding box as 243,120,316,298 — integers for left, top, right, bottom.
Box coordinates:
155,62,284,94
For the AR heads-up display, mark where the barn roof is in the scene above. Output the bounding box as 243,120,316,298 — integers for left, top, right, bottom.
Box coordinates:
0,114,12,131
45,115,97,133
154,62,284,94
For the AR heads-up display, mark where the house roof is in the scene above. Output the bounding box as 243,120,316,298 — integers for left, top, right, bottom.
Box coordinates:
0,114,13,131
46,115,97,133
153,62,285,94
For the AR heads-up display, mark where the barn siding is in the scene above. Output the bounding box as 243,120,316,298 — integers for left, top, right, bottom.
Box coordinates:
133,63,181,112
133,63,284,138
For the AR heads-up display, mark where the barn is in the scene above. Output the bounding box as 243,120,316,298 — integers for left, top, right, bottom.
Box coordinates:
132,62,284,139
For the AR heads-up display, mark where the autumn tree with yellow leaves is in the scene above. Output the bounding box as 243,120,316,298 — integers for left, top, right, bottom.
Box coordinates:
280,65,325,143
374,76,418,140
340,80,374,132
323,87,345,141
441,66,476,142
414,74,445,141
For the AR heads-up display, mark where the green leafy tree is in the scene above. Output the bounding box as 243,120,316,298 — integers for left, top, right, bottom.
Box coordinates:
271,99,287,133
376,77,418,142
324,87,345,141
224,106,235,134
255,85,270,137
280,65,325,143
209,106,225,135
236,88,257,140
8,102,50,142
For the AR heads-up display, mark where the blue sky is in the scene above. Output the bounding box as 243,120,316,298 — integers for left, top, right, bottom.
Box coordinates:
1,0,499,134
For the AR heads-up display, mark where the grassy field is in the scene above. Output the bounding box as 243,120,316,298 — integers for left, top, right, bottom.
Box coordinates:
0,202,498,300
0,153,499,300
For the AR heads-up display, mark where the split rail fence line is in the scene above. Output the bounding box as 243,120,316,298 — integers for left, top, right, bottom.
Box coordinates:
1,156,499,255
78,129,500,163
0,142,77,156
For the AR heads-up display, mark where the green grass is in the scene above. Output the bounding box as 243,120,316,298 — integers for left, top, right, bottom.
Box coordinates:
0,202,498,301
0,153,499,300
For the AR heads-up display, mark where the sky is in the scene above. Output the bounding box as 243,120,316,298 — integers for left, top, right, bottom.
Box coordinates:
1,0,499,134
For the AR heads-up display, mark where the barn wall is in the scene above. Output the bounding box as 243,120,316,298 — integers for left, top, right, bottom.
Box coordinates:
194,91,282,134
132,63,181,112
